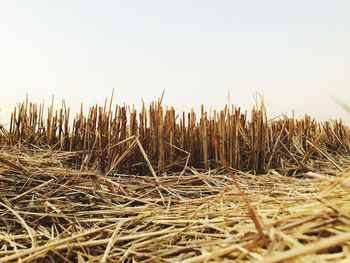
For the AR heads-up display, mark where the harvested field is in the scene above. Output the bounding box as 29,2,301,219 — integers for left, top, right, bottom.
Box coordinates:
1,146,350,262
1,98,350,262
3,95,350,175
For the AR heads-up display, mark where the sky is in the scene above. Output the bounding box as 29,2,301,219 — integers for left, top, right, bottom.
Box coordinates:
1,0,350,126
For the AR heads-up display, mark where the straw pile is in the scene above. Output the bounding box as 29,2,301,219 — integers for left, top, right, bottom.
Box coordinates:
1,145,350,262
1,97,350,262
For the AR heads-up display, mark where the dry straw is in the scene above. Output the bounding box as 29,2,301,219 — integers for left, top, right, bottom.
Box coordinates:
3,95,350,175
0,146,350,262
0,97,350,262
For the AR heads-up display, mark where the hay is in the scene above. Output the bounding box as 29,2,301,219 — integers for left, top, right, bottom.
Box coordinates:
1,97,350,261
1,145,350,262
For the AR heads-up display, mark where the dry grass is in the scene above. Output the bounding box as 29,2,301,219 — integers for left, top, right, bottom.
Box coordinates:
1,97,350,262
2,95,350,176
0,144,350,262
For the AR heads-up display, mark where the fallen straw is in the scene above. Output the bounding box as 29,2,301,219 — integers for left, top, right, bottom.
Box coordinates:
101,219,126,263
0,201,36,249
307,172,350,188
212,134,266,244
136,137,159,183
260,231,350,263
10,179,54,201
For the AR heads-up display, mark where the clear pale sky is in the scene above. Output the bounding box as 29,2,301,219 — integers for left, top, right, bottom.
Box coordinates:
1,1,349,125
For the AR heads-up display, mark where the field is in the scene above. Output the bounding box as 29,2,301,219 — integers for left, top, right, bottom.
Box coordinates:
1,96,350,262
